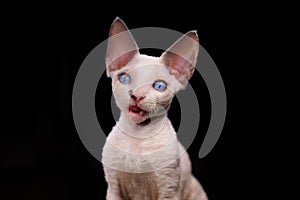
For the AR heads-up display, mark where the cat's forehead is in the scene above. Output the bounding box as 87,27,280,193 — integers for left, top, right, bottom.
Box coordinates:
129,54,161,69
124,54,170,79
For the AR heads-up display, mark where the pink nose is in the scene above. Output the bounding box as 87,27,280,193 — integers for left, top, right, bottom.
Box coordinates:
131,95,145,104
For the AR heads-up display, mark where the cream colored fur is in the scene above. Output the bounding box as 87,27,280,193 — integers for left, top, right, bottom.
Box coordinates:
102,17,208,200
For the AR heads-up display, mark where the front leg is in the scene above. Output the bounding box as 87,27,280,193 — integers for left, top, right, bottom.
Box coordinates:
104,167,122,200
157,160,181,200
106,187,122,200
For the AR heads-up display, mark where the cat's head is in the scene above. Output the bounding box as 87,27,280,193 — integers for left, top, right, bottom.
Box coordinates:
106,17,199,125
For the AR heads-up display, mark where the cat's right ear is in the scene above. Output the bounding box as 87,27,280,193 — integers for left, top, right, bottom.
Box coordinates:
106,17,139,77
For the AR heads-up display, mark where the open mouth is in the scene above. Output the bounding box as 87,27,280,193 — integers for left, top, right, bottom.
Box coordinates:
128,105,148,117
128,105,152,126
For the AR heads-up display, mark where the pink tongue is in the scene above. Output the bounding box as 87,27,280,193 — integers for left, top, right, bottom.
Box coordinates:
139,110,146,116
131,106,141,112
129,106,146,116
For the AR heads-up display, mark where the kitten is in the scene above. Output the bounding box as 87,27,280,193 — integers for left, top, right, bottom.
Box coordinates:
102,17,208,200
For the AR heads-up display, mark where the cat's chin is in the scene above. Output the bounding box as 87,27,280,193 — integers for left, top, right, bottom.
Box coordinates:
137,118,151,126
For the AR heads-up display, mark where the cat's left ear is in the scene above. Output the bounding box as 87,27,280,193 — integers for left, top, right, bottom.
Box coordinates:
160,31,199,88
106,17,139,77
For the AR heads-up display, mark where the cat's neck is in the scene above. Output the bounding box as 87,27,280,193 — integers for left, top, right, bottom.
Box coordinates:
117,112,170,138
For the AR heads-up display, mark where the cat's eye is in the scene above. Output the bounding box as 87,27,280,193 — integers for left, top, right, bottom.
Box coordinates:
153,80,167,91
118,73,131,84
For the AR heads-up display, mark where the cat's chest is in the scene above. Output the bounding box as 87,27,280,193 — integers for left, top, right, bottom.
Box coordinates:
116,171,158,200
126,138,150,153
102,126,179,173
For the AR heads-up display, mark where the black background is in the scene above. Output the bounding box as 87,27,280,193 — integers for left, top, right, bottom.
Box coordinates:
1,2,289,200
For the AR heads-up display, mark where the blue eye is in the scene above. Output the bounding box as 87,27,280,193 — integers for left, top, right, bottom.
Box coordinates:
153,80,167,91
118,73,131,84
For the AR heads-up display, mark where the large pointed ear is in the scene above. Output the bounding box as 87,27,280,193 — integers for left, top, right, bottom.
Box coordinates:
106,17,139,77
160,31,199,88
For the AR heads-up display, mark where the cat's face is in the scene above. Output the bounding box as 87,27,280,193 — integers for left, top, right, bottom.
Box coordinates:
111,55,180,124
106,18,199,125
